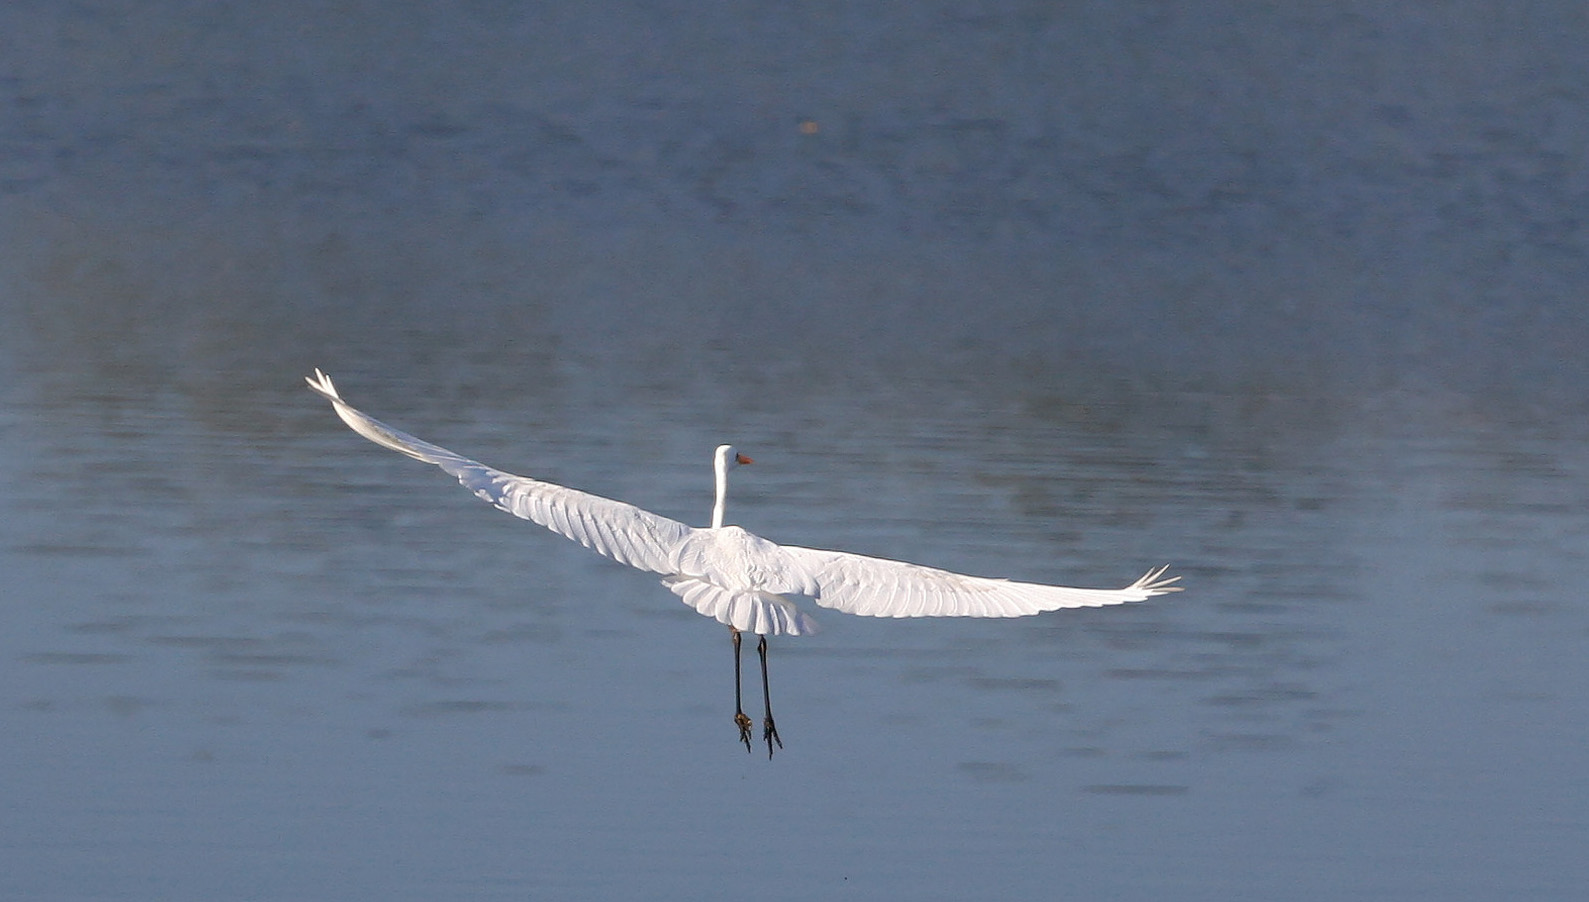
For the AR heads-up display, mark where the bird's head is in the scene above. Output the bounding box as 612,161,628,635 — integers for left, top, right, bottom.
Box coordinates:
715,444,753,469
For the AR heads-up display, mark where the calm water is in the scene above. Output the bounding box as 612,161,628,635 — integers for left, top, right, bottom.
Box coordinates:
3,3,1589,900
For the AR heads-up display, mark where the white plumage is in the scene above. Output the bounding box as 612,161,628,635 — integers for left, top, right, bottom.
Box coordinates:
305,369,1180,637
307,368,1181,756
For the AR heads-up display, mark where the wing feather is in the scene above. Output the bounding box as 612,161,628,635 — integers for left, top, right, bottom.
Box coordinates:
776,545,1181,619
306,369,690,574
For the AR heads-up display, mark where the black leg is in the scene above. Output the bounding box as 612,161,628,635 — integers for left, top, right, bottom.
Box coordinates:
758,635,782,758
731,628,752,752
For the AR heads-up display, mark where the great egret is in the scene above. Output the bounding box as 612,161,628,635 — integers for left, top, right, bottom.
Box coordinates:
306,369,1181,757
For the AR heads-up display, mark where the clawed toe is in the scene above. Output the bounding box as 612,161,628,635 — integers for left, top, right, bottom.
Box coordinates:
762,717,782,758
735,711,754,753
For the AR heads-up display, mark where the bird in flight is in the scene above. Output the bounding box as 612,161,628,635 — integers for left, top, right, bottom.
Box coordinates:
306,369,1181,757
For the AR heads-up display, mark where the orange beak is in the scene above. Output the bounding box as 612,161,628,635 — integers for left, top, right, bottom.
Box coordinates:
735,453,754,465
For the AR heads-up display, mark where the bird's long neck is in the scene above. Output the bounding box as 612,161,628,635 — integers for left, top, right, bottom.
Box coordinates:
711,457,729,529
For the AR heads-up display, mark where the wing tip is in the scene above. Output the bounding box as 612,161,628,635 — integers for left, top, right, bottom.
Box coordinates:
1128,563,1184,597
305,367,342,402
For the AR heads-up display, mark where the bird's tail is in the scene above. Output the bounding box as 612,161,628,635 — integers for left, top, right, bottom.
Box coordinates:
662,577,820,636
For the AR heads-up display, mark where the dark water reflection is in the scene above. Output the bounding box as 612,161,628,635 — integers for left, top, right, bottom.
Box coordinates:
4,327,1587,900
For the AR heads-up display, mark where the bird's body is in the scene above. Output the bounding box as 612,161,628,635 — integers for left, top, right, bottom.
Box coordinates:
305,369,1181,754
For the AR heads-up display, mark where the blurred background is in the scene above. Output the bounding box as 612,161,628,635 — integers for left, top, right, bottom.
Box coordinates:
2,3,1586,900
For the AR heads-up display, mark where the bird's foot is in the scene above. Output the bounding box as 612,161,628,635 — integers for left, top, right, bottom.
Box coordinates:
735,711,754,753
763,716,782,759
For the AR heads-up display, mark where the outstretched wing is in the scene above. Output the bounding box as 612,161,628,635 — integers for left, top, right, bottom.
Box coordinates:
774,543,1180,619
306,369,691,574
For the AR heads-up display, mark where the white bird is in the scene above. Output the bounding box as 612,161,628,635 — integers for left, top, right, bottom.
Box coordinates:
306,369,1181,756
